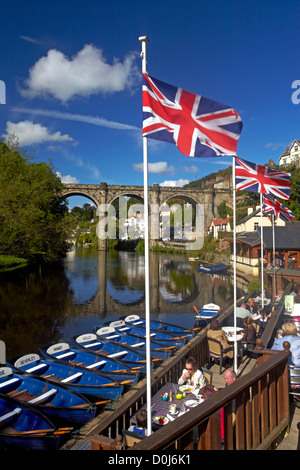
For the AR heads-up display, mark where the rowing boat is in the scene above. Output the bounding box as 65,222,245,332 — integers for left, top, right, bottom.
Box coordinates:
73,333,162,370
104,320,186,349
0,394,66,450
94,326,174,360
197,264,230,274
8,354,125,401
122,315,195,340
40,343,142,382
0,366,96,426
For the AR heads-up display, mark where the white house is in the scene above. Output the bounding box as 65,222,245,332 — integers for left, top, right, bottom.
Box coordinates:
278,140,300,166
208,216,232,238
236,206,286,233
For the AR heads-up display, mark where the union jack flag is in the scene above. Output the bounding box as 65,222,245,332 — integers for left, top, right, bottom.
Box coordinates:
235,156,291,200
142,73,243,158
262,194,295,222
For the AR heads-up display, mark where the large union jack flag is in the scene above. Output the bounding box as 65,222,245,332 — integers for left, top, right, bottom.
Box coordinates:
235,156,291,200
142,73,243,158
262,194,295,222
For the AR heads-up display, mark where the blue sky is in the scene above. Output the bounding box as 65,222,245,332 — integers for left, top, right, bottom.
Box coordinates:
1,0,299,208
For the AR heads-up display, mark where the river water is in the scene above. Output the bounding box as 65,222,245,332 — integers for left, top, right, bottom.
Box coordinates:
0,248,242,360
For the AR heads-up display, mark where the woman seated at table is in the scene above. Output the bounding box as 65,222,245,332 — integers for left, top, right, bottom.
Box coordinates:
241,317,257,349
128,409,150,436
178,356,206,389
207,319,234,359
247,298,258,315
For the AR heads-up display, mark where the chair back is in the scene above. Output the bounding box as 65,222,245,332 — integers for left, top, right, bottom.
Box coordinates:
200,367,213,385
207,337,222,356
122,430,145,447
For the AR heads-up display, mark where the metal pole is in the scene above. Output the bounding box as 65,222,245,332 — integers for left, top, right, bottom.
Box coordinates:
260,193,264,307
232,157,237,373
139,35,152,436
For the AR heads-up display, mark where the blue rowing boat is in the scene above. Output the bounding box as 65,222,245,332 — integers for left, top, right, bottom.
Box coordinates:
0,366,96,426
94,326,174,360
104,320,186,349
8,353,124,401
122,315,195,340
197,264,230,274
0,394,65,450
73,333,162,370
40,342,142,382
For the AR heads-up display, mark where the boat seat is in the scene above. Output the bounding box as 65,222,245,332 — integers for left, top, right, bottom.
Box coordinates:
0,407,22,424
108,352,127,359
86,360,106,369
0,378,21,392
61,372,83,383
56,351,75,360
29,388,57,405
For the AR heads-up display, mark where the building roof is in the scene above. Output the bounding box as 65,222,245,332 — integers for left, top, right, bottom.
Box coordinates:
228,222,300,250
257,222,300,250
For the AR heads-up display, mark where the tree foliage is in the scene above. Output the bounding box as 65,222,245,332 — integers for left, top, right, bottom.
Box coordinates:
0,138,74,262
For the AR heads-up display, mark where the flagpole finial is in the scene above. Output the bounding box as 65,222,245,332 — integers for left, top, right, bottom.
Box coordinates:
139,36,149,43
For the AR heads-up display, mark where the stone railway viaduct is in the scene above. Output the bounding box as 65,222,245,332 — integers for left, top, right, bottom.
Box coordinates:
61,182,232,249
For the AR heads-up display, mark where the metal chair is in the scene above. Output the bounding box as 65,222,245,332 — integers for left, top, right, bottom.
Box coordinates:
207,337,233,375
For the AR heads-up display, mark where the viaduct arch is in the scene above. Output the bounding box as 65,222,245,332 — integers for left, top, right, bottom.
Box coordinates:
61,182,232,249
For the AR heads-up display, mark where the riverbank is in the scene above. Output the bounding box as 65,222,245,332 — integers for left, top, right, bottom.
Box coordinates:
0,255,28,271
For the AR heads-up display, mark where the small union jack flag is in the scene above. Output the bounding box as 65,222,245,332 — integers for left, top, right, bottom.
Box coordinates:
235,156,291,200
142,73,243,158
262,194,295,222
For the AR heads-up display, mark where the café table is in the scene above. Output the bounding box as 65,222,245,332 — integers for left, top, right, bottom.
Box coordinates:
222,326,244,359
131,382,203,430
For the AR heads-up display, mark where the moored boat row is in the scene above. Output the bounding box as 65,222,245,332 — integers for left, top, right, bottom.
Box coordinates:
1,314,197,449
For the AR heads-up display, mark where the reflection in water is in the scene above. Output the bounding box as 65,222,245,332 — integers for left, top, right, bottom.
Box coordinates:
0,248,240,360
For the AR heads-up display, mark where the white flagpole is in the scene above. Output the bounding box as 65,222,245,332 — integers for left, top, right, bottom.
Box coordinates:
272,214,277,298
139,35,152,436
260,193,264,307
232,157,237,373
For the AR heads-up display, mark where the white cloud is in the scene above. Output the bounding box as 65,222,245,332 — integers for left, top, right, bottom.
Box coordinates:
20,44,139,102
183,165,199,173
19,35,44,45
133,161,175,174
13,107,139,131
2,120,74,146
56,172,79,184
265,142,285,151
159,179,190,187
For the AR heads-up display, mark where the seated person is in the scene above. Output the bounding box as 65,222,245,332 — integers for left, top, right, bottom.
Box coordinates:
241,317,256,349
128,409,149,436
207,319,233,359
178,356,206,389
271,322,300,367
252,307,272,333
275,289,284,303
247,298,258,315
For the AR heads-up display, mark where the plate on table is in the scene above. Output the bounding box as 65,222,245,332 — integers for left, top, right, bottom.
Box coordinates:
154,416,169,426
179,385,195,393
185,399,199,408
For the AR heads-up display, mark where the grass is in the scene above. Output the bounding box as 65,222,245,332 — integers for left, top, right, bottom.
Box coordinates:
0,255,28,271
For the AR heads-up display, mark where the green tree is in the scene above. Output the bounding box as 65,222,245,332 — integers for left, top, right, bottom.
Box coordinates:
0,138,74,262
